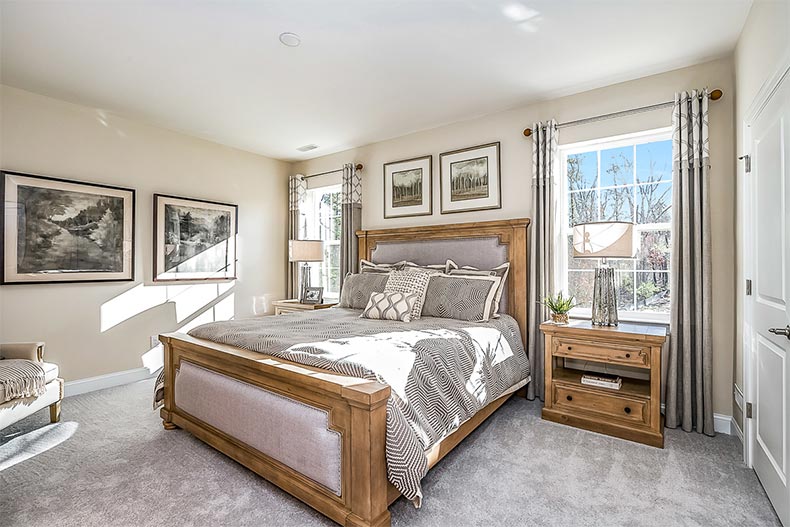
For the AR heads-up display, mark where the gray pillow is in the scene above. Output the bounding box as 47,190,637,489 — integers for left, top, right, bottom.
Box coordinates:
360,292,419,322
448,261,510,318
338,273,389,309
359,259,406,274
421,274,501,322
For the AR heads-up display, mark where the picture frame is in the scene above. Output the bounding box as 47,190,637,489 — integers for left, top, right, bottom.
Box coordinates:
383,155,432,218
153,194,238,282
1,170,135,285
301,286,324,304
439,142,501,214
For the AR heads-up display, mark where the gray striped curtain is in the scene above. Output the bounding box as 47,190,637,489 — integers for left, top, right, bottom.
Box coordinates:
287,174,306,298
340,163,362,289
666,89,714,435
527,120,558,401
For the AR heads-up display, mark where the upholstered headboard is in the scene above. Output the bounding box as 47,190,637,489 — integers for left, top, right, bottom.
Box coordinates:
356,219,530,345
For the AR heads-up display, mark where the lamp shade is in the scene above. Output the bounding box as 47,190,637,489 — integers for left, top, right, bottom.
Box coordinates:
572,222,636,259
288,239,324,262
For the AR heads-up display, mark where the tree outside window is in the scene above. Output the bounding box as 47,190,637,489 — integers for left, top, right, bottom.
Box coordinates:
300,184,342,300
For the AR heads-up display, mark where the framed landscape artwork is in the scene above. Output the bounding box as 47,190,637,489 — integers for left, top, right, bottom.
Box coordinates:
439,142,501,214
1,171,135,284
383,155,432,218
153,194,238,282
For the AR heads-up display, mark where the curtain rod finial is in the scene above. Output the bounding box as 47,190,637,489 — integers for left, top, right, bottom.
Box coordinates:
355,163,363,171
710,89,723,101
523,128,533,137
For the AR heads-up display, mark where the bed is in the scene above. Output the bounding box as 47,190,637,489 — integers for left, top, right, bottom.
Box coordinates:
156,218,530,527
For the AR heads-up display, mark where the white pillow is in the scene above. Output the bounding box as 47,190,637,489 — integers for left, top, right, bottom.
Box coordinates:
360,292,419,322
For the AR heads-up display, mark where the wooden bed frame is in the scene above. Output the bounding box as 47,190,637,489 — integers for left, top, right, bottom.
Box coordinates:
159,218,530,527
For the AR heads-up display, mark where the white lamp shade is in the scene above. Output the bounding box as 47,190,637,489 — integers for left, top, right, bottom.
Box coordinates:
572,222,636,259
289,239,324,262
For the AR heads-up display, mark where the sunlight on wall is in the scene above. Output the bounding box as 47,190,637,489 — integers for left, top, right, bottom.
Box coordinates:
100,281,235,332
178,293,235,333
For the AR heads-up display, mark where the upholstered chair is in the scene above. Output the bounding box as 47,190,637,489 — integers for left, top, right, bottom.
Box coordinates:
0,342,64,430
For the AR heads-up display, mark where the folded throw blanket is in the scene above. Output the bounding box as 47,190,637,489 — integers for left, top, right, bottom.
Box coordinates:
0,359,47,403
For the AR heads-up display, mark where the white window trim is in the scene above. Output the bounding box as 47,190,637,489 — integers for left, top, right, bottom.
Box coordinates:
302,183,342,300
558,127,673,324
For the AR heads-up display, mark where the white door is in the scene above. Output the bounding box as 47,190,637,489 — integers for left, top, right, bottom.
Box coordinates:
748,68,790,526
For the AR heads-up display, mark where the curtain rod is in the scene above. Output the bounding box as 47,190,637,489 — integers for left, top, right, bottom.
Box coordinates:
522,88,723,137
303,164,364,179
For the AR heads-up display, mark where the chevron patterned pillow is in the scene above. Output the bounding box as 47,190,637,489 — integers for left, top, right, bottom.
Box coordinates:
360,292,419,322
448,261,510,318
422,274,502,322
338,273,389,310
384,270,432,320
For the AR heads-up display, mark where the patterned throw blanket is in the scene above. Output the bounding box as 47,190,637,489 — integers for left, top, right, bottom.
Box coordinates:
0,359,47,403
154,308,530,506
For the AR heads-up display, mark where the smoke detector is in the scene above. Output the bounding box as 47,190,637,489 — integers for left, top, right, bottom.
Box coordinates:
296,144,319,152
279,32,301,47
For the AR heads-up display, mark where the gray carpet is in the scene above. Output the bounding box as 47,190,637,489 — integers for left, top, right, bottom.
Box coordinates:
0,379,779,527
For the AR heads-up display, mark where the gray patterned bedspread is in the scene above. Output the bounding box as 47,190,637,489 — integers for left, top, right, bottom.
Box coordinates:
154,307,529,506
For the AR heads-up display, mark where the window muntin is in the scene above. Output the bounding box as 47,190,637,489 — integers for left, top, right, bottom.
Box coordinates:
300,184,342,300
561,130,672,321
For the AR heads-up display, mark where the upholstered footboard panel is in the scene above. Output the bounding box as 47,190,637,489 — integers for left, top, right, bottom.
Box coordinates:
174,360,342,496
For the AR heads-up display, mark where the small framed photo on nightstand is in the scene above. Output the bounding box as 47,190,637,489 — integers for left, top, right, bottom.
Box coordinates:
301,286,324,304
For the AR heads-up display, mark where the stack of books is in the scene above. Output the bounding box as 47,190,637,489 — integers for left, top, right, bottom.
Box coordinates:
581,373,622,390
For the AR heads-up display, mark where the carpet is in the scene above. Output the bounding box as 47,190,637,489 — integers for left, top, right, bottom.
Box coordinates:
0,378,779,526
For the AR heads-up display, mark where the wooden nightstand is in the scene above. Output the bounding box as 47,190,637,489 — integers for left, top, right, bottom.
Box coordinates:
540,320,667,448
272,299,337,315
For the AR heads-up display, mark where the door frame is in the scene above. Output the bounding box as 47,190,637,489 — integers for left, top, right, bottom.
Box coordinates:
742,55,790,468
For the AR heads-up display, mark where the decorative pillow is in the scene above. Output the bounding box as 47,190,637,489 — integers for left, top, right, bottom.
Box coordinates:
384,270,432,320
338,273,389,310
421,274,501,322
360,259,405,274
448,261,510,318
360,292,419,322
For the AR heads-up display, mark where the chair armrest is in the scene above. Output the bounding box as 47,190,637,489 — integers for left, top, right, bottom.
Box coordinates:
0,342,45,361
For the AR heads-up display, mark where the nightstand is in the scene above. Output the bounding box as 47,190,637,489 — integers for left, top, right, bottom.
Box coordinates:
540,320,667,448
272,299,337,315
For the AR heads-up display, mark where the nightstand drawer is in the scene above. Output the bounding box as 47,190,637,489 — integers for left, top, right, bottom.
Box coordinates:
553,383,649,426
553,338,650,368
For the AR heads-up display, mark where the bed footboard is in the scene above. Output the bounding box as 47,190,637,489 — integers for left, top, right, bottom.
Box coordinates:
159,333,392,527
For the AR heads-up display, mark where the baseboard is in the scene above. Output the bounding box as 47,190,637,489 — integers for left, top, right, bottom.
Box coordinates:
661,403,733,435
714,413,733,435
64,367,158,397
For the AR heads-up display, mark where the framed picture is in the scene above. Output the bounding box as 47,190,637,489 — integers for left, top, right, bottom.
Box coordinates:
301,286,324,304
153,194,238,282
383,155,432,218
439,142,501,214
1,171,135,284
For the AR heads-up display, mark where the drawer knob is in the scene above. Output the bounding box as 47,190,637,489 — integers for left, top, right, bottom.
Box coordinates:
624,406,632,414
625,353,631,358
566,395,573,401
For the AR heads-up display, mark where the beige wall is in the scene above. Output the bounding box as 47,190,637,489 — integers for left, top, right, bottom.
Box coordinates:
0,86,289,382
733,0,790,428
293,58,737,417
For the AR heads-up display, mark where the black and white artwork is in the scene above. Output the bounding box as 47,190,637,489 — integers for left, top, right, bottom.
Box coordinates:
383,155,432,218
440,142,501,214
154,194,237,281
301,286,323,304
450,156,489,201
1,171,135,284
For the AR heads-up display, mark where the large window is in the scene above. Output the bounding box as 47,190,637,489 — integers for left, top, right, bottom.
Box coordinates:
560,129,673,321
300,184,342,300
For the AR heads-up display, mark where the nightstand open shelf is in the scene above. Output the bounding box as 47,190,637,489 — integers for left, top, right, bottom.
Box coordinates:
541,320,667,448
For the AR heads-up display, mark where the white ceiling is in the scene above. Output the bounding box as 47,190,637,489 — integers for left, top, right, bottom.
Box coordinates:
1,1,752,161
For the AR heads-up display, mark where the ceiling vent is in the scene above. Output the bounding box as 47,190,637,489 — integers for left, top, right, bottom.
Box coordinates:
296,144,319,152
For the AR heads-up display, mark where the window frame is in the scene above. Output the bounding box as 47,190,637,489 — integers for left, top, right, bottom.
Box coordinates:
300,183,342,301
558,127,673,324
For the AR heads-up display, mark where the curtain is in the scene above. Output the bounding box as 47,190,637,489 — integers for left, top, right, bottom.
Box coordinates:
340,163,362,289
666,89,714,436
287,174,306,299
527,120,558,401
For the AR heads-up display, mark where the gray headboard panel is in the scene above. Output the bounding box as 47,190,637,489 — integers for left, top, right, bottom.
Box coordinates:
370,237,510,311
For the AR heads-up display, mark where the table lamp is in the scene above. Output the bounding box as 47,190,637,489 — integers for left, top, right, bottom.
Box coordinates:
288,239,324,302
572,221,636,326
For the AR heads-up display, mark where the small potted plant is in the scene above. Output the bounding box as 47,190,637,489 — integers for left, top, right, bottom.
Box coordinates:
542,291,577,325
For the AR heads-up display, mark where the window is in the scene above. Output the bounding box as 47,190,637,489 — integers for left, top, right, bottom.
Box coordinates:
300,184,342,300
560,129,673,321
